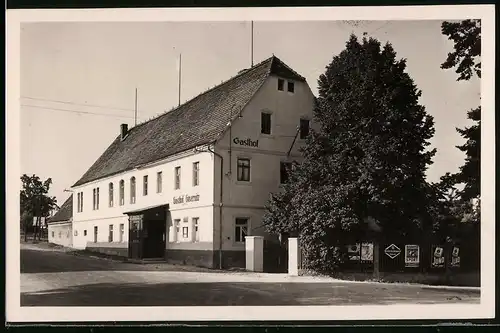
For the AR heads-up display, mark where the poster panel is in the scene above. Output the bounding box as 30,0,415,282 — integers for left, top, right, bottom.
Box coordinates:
361,242,374,262
431,245,445,268
405,244,420,267
347,243,360,261
450,246,461,268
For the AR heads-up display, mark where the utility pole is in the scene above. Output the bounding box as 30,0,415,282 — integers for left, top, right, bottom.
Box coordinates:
134,88,138,126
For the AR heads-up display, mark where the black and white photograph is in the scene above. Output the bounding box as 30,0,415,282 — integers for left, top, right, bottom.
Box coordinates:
5,5,495,323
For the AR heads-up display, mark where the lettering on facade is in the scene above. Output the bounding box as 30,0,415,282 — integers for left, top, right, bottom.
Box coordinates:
233,137,259,147
173,194,200,204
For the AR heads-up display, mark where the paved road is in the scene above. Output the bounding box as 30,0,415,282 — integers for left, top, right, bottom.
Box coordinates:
21,244,480,306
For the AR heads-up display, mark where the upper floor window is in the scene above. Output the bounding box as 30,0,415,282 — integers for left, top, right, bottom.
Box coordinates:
108,183,114,207
77,192,84,212
130,177,136,204
300,118,310,139
261,112,272,135
92,187,99,210
119,180,125,206
175,166,181,189
143,175,148,196
237,158,251,182
157,171,163,193
193,162,200,186
287,81,295,93
277,78,285,91
280,162,292,184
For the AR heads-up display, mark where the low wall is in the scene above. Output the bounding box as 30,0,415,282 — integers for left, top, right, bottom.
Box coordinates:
85,242,128,258
165,249,245,269
300,270,480,287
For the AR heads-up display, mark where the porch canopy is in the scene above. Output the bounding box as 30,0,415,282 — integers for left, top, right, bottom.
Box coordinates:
123,203,169,216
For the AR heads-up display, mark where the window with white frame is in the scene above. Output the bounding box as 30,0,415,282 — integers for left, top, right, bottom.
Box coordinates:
143,175,148,196
93,187,100,210
119,223,124,242
157,171,163,193
277,78,285,91
237,158,251,182
93,226,98,243
77,192,84,212
109,182,114,207
174,166,181,189
84,229,87,236
182,227,189,239
130,177,136,204
193,162,199,186
108,224,114,242
174,219,181,242
119,180,125,206
234,218,249,243
193,217,199,242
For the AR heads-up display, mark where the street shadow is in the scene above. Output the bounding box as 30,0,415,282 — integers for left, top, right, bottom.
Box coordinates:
20,249,220,274
20,281,480,307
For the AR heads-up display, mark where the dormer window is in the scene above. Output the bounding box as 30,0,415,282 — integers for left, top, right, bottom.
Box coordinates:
287,81,295,93
277,78,285,91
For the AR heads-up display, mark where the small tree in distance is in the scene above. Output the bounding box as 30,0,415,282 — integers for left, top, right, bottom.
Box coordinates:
263,34,437,274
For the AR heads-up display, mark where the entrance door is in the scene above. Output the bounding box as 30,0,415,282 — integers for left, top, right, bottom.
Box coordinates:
128,215,143,259
143,208,166,259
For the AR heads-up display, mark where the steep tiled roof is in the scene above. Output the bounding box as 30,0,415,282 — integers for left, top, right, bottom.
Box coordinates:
48,195,73,223
72,56,306,187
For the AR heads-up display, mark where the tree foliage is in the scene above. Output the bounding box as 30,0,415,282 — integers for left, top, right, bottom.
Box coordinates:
263,35,437,273
20,174,58,240
441,19,481,81
441,19,481,203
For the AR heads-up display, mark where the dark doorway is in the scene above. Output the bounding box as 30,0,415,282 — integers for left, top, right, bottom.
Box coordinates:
126,204,168,260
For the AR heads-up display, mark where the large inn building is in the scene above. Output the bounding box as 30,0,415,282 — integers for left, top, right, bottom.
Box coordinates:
66,56,315,268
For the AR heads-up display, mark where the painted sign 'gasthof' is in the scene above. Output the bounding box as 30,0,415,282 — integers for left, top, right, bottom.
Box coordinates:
233,137,259,147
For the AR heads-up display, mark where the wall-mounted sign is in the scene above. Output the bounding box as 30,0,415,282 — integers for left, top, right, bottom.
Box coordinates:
384,244,401,259
431,245,445,268
233,137,259,147
173,194,200,204
450,246,460,268
361,243,374,262
405,244,420,267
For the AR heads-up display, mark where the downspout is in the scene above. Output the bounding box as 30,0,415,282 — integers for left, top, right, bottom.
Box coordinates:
207,144,224,270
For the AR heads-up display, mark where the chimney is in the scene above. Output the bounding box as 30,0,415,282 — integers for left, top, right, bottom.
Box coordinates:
120,123,128,140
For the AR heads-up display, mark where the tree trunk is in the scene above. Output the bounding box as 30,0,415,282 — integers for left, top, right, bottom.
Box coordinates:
24,226,27,242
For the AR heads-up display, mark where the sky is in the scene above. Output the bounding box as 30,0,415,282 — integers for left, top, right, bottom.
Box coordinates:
20,20,480,206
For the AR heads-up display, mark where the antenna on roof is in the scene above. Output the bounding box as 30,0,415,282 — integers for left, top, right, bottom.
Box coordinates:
251,21,254,67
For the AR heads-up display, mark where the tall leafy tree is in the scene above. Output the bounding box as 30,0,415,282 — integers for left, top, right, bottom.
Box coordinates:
20,174,58,241
441,19,481,203
263,35,437,273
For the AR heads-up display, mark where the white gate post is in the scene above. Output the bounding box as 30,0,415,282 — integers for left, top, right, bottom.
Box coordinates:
288,237,300,276
245,236,264,272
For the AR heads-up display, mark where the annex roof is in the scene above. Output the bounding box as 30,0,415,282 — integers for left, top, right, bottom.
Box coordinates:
72,55,306,187
48,194,73,223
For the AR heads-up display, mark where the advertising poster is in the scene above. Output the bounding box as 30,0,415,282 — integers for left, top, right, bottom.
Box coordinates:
361,242,374,262
431,245,445,268
450,246,461,268
405,244,420,267
347,244,360,261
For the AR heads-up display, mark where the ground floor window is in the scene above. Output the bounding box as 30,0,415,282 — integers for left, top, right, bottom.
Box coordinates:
119,224,124,242
84,229,87,236
234,218,249,243
174,219,181,242
51,231,54,238
182,226,189,239
108,224,114,242
93,226,98,243
193,217,199,242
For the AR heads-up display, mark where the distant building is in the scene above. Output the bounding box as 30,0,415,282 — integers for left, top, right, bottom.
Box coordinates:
47,194,73,247
69,55,315,268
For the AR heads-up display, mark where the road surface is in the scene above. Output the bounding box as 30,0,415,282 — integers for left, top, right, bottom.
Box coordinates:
21,243,480,306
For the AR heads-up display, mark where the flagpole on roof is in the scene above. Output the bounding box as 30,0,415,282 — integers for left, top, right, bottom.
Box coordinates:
251,21,254,67
178,53,182,107
134,87,138,126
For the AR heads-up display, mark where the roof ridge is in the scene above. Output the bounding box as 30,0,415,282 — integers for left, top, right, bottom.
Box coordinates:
127,56,275,134
270,55,306,81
